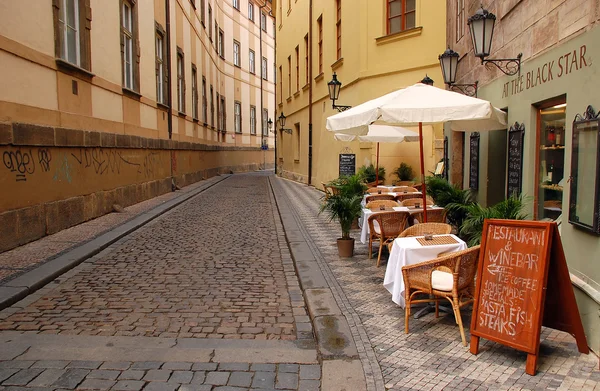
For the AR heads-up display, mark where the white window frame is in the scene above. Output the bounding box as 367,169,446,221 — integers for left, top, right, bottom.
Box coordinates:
262,109,269,135
261,12,266,31
218,29,224,58
262,56,267,80
249,49,255,74
59,0,81,65
192,66,198,119
156,33,164,104
234,101,242,133
202,77,207,123
233,40,240,66
248,2,254,22
177,53,184,112
233,0,239,10
122,1,134,89
250,105,256,135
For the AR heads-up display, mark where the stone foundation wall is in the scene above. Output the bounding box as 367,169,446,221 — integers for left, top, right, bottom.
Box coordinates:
0,122,274,253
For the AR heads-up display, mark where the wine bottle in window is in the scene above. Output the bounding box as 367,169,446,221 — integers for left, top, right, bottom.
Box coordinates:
547,126,556,146
548,160,554,182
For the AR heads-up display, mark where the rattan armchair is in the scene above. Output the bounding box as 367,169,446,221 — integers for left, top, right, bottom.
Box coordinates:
367,211,410,267
366,187,390,194
365,200,400,209
412,208,448,223
401,246,481,346
365,194,396,203
397,223,452,237
395,193,422,202
401,197,434,207
396,181,415,187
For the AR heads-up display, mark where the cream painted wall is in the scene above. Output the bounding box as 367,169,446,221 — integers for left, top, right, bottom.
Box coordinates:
0,51,58,111
0,0,54,56
91,0,122,85
91,85,123,123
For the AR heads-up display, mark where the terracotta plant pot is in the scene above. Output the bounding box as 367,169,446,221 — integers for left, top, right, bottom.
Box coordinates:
337,238,355,257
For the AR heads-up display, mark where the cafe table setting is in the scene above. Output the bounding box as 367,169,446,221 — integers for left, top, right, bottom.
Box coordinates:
383,234,467,308
361,191,422,206
359,205,445,243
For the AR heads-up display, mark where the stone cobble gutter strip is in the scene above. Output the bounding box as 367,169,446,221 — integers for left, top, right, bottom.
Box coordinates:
0,175,230,311
269,177,386,391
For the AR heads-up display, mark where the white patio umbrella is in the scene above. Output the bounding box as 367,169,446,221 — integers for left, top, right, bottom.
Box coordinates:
327,83,508,221
334,124,420,184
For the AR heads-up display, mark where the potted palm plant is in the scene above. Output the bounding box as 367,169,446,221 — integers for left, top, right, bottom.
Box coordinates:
320,174,366,257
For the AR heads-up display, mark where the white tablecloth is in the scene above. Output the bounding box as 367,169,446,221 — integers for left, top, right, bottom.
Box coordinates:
359,206,445,244
383,234,467,308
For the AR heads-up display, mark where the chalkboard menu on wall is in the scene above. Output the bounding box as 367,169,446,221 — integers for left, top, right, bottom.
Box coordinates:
507,123,525,198
469,132,480,190
339,154,356,177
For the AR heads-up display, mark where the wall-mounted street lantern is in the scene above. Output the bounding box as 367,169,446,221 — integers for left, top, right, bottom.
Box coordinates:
327,73,352,112
278,112,292,134
267,118,273,131
468,6,522,76
438,47,478,97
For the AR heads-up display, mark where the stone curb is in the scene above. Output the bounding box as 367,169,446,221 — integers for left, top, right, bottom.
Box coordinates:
0,175,231,311
268,177,361,356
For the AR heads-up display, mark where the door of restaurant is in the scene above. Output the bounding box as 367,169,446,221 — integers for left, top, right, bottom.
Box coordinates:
535,96,567,220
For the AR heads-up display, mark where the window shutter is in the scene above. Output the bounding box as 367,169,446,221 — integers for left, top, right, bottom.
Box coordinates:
52,0,62,59
134,38,141,91
80,0,92,70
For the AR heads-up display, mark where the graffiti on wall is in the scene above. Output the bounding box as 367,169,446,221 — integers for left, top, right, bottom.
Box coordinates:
2,147,161,183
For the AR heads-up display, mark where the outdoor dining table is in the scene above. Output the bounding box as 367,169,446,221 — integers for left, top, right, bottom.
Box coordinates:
383,234,467,308
358,205,445,244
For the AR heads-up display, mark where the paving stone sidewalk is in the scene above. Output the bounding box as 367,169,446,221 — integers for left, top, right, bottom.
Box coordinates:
276,178,600,391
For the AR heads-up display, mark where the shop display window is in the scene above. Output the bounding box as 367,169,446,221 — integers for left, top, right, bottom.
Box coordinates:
537,102,566,220
569,105,600,234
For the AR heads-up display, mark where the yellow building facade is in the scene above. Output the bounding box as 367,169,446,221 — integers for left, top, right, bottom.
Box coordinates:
274,0,447,186
0,0,275,252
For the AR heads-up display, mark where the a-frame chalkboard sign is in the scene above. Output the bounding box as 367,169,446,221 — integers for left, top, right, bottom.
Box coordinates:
470,219,589,376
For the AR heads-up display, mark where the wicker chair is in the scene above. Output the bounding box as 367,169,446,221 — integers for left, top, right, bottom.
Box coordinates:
365,200,400,210
366,187,390,194
395,193,422,202
397,222,452,237
401,197,434,207
322,183,333,200
412,208,448,223
396,181,415,187
402,246,481,346
366,180,384,188
365,194,396,203
391,186,411,192
367,211,410,267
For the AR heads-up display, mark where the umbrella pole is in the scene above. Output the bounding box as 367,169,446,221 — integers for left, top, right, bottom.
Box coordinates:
375,142,380,185
418,123,427,223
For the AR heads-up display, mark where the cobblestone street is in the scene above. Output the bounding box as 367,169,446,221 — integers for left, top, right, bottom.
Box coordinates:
0,173,598,391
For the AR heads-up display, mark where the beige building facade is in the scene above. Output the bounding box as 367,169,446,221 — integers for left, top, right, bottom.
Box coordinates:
445,0,600,354
274,0,447,186
0,0,275,252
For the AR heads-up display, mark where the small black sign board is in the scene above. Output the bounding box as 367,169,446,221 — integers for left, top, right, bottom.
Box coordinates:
507,122,525,198
469,132,480,190
339,153,356,177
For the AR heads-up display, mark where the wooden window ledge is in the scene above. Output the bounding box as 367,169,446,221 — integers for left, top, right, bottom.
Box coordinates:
56,58,95,80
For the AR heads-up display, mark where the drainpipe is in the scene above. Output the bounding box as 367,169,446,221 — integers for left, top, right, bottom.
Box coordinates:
166,0,173,140
308,0,313,185
273,13,277,175
165,0,175,191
